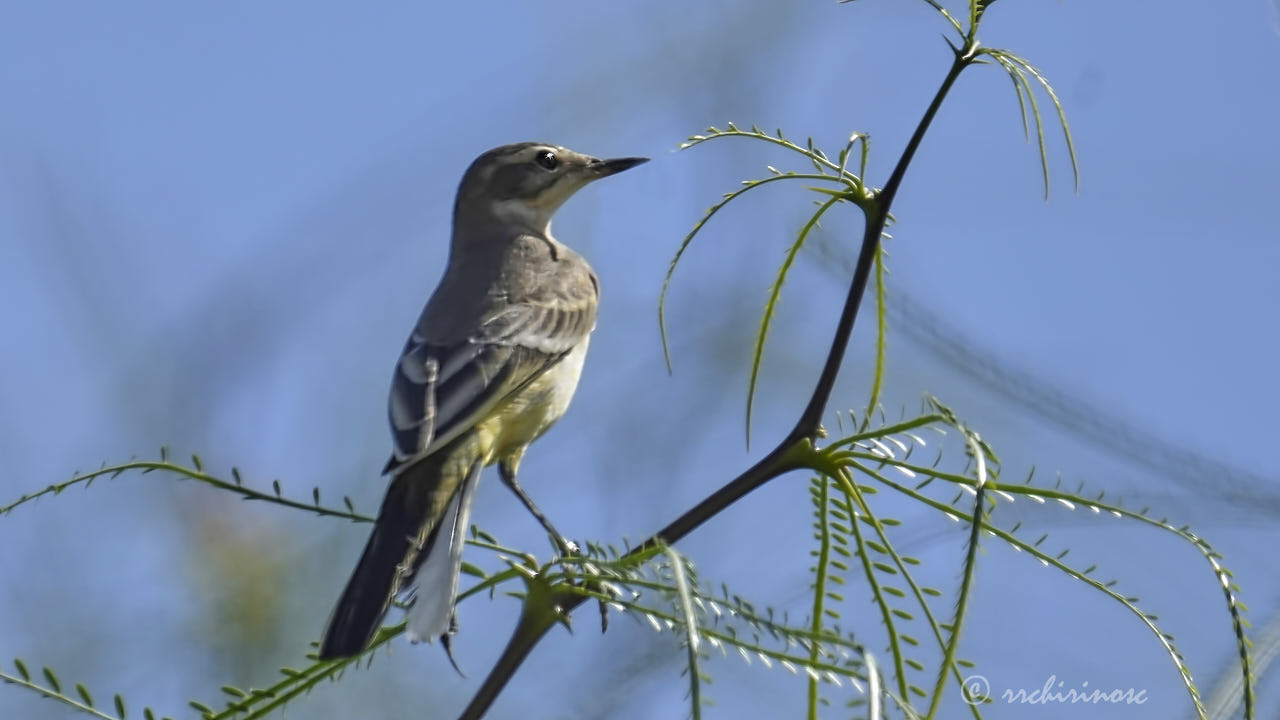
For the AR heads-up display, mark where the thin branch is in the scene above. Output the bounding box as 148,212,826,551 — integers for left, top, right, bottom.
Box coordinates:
788,44,977,446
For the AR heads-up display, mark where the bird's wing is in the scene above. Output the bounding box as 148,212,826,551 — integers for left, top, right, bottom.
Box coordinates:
384,292,596,474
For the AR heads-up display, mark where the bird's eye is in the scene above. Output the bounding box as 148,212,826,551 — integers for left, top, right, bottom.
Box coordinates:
535,150,558,170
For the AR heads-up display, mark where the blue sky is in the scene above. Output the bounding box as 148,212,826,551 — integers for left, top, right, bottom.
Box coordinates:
2,1,1278,718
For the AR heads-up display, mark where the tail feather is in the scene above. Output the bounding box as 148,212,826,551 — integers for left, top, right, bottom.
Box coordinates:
318,454,480,660
406,460,482,643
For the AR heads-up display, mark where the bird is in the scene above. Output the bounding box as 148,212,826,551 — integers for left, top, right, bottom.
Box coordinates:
318,142,648,661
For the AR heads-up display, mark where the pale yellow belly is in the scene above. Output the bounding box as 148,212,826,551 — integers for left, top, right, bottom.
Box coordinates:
475,339,590,464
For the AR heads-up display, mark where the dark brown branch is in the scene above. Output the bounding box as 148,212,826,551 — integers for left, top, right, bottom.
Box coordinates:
791,45,974,444
457,43,980,720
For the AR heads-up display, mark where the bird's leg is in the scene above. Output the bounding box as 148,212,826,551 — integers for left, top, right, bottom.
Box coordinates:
500,457,610,633
498,458,577,557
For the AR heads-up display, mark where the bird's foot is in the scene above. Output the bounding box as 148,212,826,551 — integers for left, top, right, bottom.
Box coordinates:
548,537,610,634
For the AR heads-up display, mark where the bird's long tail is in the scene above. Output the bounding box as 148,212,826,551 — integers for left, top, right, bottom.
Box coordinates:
318,452,482,660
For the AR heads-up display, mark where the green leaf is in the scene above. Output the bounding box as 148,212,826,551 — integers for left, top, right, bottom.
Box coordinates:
42,666,61,693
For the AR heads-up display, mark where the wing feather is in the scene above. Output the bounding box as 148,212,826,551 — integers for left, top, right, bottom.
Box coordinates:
383,295,595,474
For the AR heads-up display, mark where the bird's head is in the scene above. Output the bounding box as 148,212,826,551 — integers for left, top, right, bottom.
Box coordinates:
454,142,648,234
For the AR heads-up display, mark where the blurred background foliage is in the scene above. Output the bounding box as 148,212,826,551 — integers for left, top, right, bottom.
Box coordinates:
2,1,1278,718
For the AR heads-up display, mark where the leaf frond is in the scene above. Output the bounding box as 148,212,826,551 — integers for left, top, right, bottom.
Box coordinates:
659,170,855,372
0,660,156,720
1,458,370,523
747,195,844,446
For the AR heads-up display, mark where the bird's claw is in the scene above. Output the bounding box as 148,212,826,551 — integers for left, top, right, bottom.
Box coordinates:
440,613,465,677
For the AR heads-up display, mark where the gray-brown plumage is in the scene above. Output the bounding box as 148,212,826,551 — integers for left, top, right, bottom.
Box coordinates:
319,143,646,660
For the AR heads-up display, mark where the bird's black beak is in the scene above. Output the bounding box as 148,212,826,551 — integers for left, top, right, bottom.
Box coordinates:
588,156,649,177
